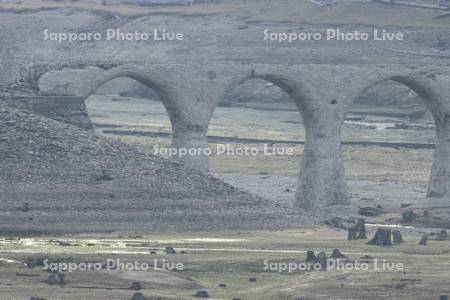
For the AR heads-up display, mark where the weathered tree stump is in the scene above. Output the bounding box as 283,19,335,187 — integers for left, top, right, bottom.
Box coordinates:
193,290,209,298
130,293,146,300
130,281,142,290
356,218,367,239
439,230,448,240
392,230,404,244
419,235,428,246
348,219,367,240
17,202,30,212
348,226,358,240
330,249,347,259
47,273,64,285
367,228,392,246
317,251,328,271
440,295,449,300
165,246,177,254
402,210,417,223
305,250,317,262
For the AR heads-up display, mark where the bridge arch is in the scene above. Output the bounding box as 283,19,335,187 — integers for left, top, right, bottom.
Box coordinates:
82,69,180,129
207,71,315,206
218,71,312,117
345,74,448,205
351,75,444,121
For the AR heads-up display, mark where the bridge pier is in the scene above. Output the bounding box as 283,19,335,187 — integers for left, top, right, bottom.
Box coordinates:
295,93,350,210
171,121,209,172
428,114,450,201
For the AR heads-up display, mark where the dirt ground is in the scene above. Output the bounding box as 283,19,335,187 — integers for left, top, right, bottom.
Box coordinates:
0,227,449,300
1,96,449,299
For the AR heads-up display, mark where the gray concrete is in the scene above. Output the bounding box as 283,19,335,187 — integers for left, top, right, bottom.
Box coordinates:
37,63,450,210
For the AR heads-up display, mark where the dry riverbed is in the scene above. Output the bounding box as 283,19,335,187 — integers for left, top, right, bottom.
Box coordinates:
1,228,450,299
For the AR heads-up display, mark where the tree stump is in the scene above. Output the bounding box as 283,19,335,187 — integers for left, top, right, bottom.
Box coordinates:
348,219,367,240
305,250,317,262
47,273,64,285
193,290,209,298
130,293,146,300
165,247,177,254
317,251,328,271
367,228,392,246
330,249,347,259
130,282,142,290
419,235,428,246
392,230,404,244
17,202,30,212
348,226,358,240
439,230,448,240
356,218,367,239
440,295,449,300
402,210,417,223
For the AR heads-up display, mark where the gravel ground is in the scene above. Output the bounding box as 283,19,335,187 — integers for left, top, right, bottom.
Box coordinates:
0,105,319,234
216,173,450,231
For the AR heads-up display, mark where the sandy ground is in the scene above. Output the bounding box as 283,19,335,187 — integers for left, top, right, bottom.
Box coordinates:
215,173,429,211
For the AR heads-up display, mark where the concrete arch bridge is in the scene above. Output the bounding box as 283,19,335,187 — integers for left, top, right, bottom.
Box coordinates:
37,63,450,210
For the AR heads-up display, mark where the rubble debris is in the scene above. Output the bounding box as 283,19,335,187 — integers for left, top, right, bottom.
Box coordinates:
16,202,30,212
193,290,209,298
359,206,384,217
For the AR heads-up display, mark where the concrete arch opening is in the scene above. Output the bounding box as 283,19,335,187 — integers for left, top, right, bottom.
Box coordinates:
345,77,440,209
208,76,306,206
84,76,173,158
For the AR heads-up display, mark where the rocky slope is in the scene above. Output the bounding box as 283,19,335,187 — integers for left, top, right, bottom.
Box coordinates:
0,105,314,234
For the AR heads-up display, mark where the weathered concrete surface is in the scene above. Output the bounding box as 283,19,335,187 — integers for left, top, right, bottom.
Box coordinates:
0,82,92,129
36,63,450,210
